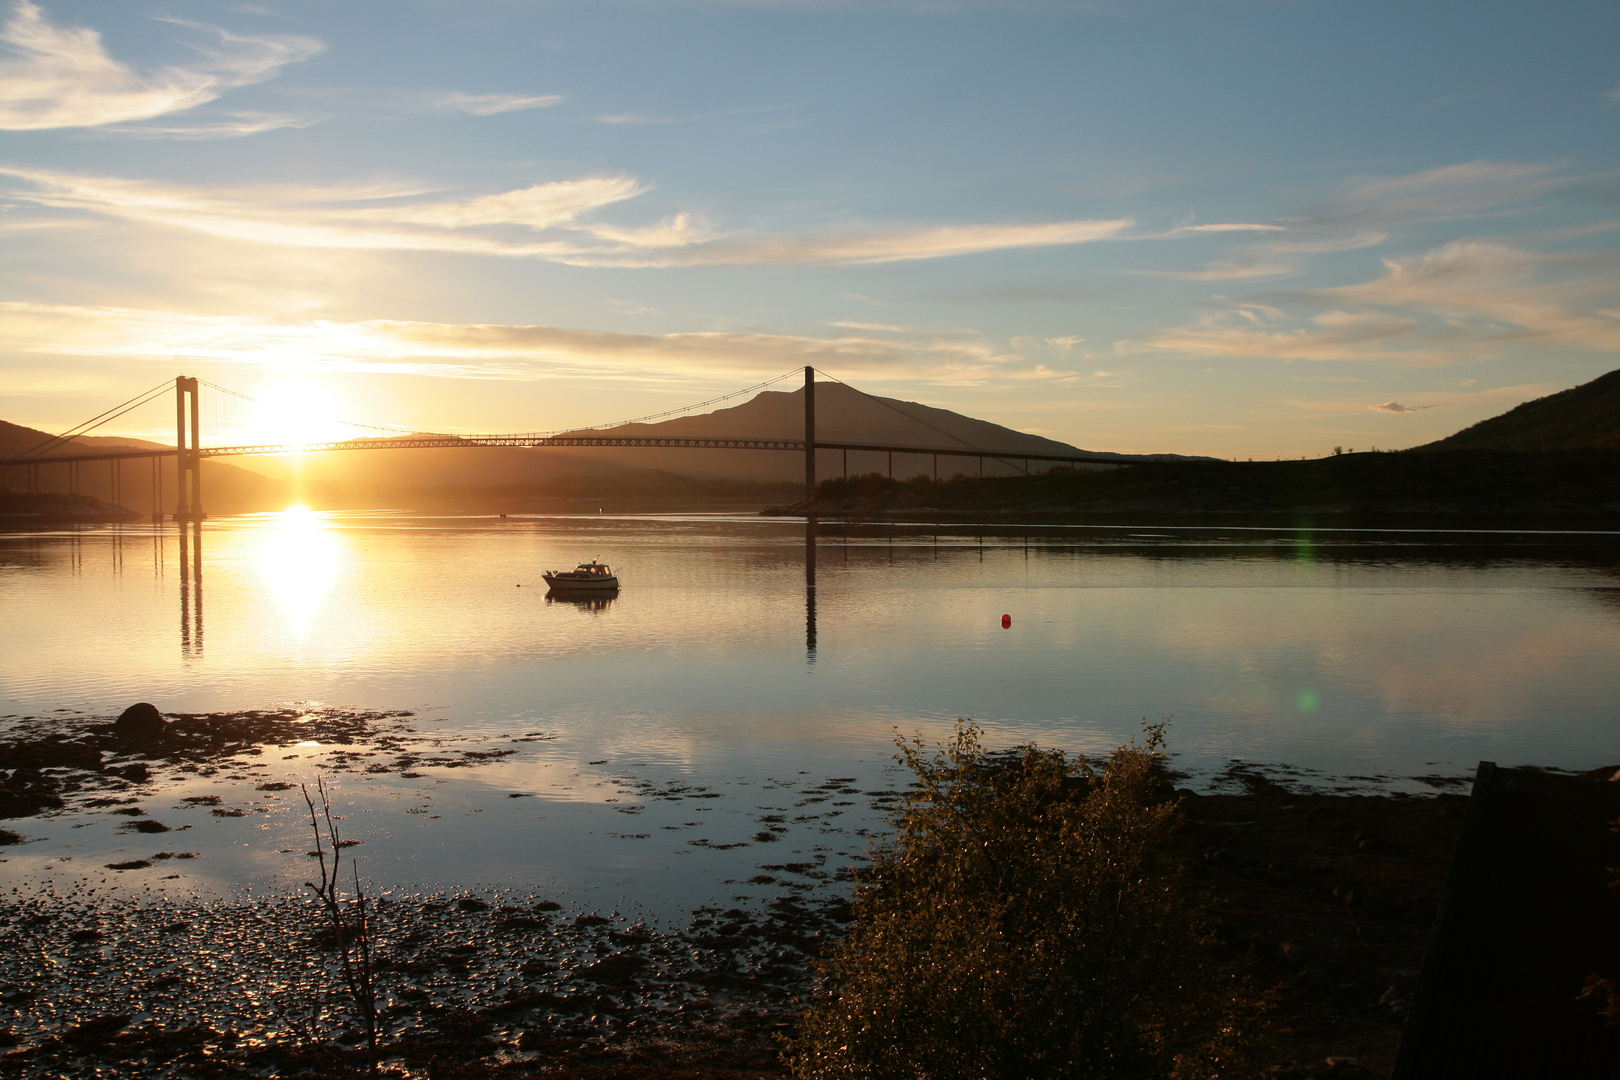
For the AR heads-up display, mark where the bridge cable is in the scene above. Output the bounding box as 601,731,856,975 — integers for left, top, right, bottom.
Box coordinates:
201,369,806,444
809,366,1027,470
494,368,805,440
0,379,174,478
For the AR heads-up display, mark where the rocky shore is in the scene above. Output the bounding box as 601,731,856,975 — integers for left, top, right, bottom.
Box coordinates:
0,707,1492,1078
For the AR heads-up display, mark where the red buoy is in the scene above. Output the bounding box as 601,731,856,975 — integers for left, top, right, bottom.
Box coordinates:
1001,614,1012,628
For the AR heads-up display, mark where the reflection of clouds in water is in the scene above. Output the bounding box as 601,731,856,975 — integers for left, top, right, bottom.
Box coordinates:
1148,587,1620,739
254,506,341,638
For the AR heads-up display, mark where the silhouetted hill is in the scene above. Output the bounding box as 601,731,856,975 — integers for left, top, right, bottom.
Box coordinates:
545,382,1198,483
233,382,1199,497
0,419,285,515
1415,368,1620,451
771,449,1620,521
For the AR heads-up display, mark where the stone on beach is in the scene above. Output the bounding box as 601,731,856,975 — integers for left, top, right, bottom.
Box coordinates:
113,703,164,740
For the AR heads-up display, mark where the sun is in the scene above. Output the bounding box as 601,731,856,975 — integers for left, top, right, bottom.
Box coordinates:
225,375,359,448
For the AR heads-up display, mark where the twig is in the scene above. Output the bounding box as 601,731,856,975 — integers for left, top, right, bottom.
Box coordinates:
302,777,380,1072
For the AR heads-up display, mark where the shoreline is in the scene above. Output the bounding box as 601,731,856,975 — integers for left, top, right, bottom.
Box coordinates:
3,741,1482,1079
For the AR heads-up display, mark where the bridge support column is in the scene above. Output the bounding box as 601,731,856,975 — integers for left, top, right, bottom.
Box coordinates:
803,366,816,504
174,376,203,522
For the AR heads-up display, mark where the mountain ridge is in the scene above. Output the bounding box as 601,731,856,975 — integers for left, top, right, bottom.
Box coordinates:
1413,367,1620,452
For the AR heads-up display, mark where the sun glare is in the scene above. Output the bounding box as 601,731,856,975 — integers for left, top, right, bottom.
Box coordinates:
225,375,359,448
255,505,343,637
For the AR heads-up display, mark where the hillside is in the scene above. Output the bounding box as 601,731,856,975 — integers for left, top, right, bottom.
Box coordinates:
536,382,1192,483
190,382,1178,497
1415,367,1620,451
0,419,285,515
771,449,1620,521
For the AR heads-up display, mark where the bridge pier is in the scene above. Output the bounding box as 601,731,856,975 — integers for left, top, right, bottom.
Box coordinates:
804,366,816,503
174,376,204,522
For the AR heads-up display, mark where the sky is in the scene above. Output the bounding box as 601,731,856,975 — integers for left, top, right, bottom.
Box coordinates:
0,0,1617,458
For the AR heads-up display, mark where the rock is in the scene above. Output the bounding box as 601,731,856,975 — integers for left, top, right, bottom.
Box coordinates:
114,703,165,740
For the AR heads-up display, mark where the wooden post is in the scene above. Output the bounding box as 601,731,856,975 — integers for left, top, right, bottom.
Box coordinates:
803,366,815,503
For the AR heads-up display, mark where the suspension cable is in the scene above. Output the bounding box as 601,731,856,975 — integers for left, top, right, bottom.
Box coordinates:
200,368,807,443
0,379,174,477
811,366,999,454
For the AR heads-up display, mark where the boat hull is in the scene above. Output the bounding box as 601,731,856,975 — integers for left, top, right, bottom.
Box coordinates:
543,573,619,591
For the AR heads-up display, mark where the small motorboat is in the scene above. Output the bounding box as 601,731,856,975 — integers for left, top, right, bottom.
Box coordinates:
543,560,619,591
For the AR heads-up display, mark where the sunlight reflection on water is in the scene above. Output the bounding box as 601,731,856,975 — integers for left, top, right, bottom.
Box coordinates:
3,512,1619,914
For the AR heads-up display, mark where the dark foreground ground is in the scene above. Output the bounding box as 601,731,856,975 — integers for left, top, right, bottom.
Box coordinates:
1,769,1473,1079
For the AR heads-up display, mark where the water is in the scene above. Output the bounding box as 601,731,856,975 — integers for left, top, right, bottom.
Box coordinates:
4,511,1619,917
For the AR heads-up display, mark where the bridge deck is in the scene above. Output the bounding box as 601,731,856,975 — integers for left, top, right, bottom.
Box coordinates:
3,436,1128,468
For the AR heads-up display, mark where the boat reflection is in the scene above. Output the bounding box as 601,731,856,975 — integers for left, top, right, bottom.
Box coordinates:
545,588,618,613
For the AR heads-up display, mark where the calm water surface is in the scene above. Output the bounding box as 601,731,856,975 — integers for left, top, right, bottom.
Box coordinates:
4,511,1619,917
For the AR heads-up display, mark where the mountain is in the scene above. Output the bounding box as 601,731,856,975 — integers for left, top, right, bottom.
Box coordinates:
535,382,1193,483
2,381,1196,511
230,381,1178,495
0,419,285,515
1415,367,1620,452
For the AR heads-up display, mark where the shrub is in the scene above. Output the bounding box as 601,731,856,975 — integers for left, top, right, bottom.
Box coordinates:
786,722,1257,1080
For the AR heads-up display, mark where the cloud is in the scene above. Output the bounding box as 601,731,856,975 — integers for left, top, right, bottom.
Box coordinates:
1319,241,1620,352
1122,304,1442,364
685,219,1133,265
433,92,563,116
1125,238,1620,365
1173,223,1288,234
1321,160,1566,228
0,164,1132,267
831,321,911,332
0,301,1090,389
1161,231,1385,281
1152,160,1577,284
1368,401,1434,413
0,1,321,131
101,110,321,139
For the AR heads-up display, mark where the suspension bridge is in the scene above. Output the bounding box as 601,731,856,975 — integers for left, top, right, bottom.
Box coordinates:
1,368,1124,520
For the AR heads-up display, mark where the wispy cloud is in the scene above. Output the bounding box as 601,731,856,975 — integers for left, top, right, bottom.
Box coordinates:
1171,222,1287,234
1320,241,1620,352
0,164,1132,267
831,321,910,332
0,1,320,131
1125,239,1620,364
1368,401,1434,413
0,301,1087,388
1122,304,1441,364
1154,160,1575,283
1160,232,1385,282
101,110,320,139
433,92,563,115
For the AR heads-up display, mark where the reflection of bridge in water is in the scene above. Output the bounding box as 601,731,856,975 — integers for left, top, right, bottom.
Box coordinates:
5,367,1116,661
2,367,1124,522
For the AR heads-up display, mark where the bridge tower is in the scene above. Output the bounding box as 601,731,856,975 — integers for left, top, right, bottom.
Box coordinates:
174,376,203,522
804,366,816,502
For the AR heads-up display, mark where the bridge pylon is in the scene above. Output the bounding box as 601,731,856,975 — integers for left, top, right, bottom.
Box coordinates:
174,376,204,522
804,366,816,502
